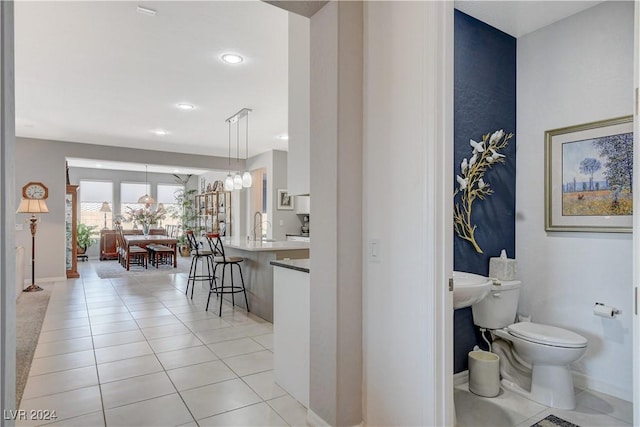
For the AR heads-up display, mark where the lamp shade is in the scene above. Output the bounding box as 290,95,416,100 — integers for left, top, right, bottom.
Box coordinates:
242,171,252,188
100,202,112,213
16,199,49,214
224,174,234,192
137,194,156,205
233,173,242,190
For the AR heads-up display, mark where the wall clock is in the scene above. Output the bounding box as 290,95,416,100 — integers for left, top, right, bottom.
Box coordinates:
22,181,48,200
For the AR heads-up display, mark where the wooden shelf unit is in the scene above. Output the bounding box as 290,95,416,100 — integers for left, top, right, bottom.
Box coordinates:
65,185,79,278
195,191,232,236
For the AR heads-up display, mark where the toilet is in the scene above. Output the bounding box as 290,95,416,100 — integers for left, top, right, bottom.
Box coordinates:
471,279,588,410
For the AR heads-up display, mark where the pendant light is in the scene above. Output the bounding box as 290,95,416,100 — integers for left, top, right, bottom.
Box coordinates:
241,111,253,188
224,121,234,191
137,165,156,205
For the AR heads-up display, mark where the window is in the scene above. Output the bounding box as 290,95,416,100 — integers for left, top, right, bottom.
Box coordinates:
80,180,113,230
157,183,183,227
120,182,150,227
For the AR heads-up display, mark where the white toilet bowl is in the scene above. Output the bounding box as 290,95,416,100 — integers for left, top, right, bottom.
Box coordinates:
493,322,587,409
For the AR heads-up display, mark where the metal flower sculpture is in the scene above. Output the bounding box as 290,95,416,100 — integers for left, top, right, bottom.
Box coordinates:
454,129,513,253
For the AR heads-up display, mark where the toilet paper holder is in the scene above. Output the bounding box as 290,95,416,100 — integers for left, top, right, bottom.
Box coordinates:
594,302,620,318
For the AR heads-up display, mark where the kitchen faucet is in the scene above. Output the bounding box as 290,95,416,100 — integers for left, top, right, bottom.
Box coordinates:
253,211,263,241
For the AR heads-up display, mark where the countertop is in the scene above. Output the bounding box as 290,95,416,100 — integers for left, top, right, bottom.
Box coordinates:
222,238,309,252
270,258,310,273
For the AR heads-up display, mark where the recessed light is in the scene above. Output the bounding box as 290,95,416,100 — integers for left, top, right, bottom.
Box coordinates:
137,5,156,16
153,129,168,136
221,53,244,64
278,134,289,140
96,163,102,168
177,103,195,110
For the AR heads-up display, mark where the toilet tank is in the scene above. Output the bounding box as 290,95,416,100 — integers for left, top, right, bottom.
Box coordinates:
471,280,521,329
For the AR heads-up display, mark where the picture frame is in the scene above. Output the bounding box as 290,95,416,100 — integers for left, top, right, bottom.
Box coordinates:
277,189,294,210
545,115,633,233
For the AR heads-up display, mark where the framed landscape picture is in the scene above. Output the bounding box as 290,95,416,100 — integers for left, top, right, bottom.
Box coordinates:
545,115,633,232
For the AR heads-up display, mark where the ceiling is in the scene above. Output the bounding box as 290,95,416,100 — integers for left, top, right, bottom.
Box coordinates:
15,1,605,174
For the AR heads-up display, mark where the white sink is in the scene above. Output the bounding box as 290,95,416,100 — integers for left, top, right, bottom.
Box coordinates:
452,271,492,309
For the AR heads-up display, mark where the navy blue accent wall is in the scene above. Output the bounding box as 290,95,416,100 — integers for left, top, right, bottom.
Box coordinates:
453,10,516,373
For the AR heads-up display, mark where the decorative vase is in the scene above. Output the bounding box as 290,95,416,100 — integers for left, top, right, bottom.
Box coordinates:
142,224,150,236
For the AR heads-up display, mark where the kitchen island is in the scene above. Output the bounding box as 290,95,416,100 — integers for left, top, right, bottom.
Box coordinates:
216,238,309,322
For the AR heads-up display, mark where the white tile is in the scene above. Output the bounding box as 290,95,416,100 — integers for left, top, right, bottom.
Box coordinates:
267,394,309,427
156,345,219,370
135,314,182,328
105,393,194,427
45,411,105,427
125,301,166,311
575,389,633,425
454,386,542,427
195,326,249,344
130,307,173,319
37,326,91,344
176,310,218,322
180,378,262,420
242,370,287,400
94,341,153,364
44,310,88,322
148,333,203,353
223,350,273,377
141,323,192,340
252,333,273,350
33,336,94,359
167,360,237,391
90,320,139,336
234,322,273,337
97,354,164,383
18,386,102,427
208,337,264,359
85,305,129,317
28,350,95,376
101,371,176,409
183,317,231,332
89,312,134,325
40,317,90,332
92,329,146,349
198,402,288,426
22,366,99,400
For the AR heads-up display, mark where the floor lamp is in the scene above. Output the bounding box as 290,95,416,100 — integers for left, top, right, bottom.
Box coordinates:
17,199,49,292
100,202,111,229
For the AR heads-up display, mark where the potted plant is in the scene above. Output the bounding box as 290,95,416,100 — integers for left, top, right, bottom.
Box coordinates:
77,223,98,255
172,174,198,256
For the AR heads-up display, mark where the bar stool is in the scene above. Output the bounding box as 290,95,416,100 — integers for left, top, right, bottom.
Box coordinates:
205,233,250,316
185,230,214,299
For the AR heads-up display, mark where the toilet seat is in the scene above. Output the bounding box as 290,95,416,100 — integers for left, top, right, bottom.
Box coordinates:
507,322,587,348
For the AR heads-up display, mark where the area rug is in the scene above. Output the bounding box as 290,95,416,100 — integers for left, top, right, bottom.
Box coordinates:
531,415,579,427
16,283,52,407
94,256,191,279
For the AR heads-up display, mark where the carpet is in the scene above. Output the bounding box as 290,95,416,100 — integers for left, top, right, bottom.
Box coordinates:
94,256,192,279
531,415,580,427
15,283,52,408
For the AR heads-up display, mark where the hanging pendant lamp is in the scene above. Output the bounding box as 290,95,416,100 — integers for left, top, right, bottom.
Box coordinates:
137,165,156,205
225,108,253,190
233,119,242,190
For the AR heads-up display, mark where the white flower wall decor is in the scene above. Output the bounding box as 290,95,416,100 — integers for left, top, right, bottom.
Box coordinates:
454,129,514,254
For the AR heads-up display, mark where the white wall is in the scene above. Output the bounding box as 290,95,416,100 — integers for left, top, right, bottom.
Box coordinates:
363,2,454,425
517,1,634,400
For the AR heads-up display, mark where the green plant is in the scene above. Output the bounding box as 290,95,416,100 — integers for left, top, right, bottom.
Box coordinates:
77,223,99,251
171,174,198,245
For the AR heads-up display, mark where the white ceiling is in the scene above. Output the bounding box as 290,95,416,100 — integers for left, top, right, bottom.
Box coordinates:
14,1,289,160
15,1,605,174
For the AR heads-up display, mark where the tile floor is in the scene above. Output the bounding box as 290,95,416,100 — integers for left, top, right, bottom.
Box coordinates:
17,261,308,427
455,381,633,427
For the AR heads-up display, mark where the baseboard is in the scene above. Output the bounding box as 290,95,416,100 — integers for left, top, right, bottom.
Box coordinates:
23,276,66,286
572,371,632,402
454,370,468,386
306,409,363,427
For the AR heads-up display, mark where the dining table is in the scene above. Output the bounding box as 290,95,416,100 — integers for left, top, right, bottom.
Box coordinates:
123,235,178,268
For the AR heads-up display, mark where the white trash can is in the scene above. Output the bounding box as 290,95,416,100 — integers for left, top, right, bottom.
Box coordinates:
468,350,500,397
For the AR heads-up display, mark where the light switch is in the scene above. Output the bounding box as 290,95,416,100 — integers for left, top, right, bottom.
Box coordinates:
369,238,381,263
15,224,23,231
